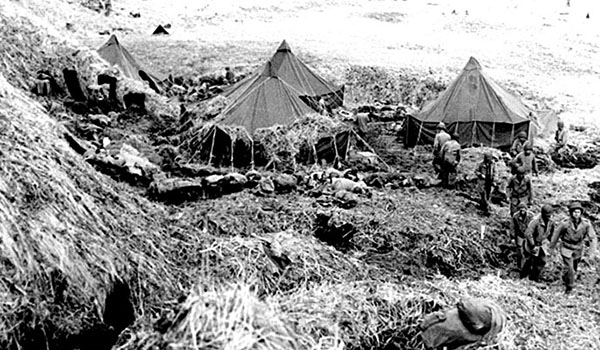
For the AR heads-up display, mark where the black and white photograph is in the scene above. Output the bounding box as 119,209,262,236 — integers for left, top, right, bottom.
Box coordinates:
0,0,599,349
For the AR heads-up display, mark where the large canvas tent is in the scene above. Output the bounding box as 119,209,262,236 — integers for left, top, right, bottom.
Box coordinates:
218,61,316,133
223,40,344,116
405,57,534,149
97,34,165,93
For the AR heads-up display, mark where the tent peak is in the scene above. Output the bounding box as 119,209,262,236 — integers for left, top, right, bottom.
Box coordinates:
277,40,291,52
105,34,119,45
464,56,482,71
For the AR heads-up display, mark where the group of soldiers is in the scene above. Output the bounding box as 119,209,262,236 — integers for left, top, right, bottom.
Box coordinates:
432,121,597,294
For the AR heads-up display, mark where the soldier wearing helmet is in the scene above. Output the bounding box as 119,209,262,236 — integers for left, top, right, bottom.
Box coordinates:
507,166,533,216
511,142,538,176
521,204,556,281
555,120,568,150
475,152,496,214
510,131,528,157
432,122,451,178
550,201,599,293
512,202,532,269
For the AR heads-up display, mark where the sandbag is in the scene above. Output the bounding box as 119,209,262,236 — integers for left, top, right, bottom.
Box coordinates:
332,178,368,193
273,174,297,193
259,177,275,194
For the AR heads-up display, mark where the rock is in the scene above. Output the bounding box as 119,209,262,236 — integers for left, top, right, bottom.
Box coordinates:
273,174,297,193
149,177,204,203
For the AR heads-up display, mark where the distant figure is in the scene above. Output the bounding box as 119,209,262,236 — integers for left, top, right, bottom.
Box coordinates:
509,131,528,158
555,120,568,150
224,67,235,85
475,152,496,215
440,132,461,189
432,122,451,179
586,13,590,19
104,0,112,16
512,203,532,270
521,204,555,281
511,143,538,176
550,201,598,294
507,167,532,216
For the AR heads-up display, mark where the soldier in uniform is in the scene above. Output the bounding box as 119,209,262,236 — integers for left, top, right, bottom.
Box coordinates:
550,201,599,293
521,204,556,281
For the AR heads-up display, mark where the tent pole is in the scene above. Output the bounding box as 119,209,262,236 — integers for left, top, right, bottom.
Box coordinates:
352,130,391,171
208,127,217,167
332,134,339,167
490,123,495,148
250,139,255,171
230,134,235,172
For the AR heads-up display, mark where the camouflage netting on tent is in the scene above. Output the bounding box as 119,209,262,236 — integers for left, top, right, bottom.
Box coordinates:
253,113,351,169
178,123,253,168
178,114,359,170
73,47,177,118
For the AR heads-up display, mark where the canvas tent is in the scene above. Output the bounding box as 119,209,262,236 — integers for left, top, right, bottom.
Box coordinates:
97,34,165,93
152,25,169,35
223,40,344,116
405,57,534,149
217,61,316,133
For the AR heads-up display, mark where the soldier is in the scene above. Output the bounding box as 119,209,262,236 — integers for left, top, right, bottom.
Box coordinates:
440,132,461,189
432,122,451,178
510,131,528,157
555,120,568,150
507,167,532,216
512,203,532,269
475,152,496,214
224,67,235,85
511,143,538,176
549,201,599,294
521,204,556,281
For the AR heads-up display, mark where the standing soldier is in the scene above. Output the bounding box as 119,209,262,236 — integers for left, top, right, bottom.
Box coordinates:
475,152,496,214
521,204,556,281
549,201,599,294
512,203,533,270
510,131,528,158
555,120,568,150
507,167,533,215
511,143,538,176
440,133,461,189
433,122,451,178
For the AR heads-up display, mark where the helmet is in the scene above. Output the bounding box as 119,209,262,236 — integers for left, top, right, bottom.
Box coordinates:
484,152,493,161
569,201,584,213
541,204,554,215
557,120,565,127
517,131,527,138
524,143,533,151
517,202,528,210
436,122,446,130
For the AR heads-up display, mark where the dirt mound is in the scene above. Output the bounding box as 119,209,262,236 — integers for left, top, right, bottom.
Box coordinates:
344,65,446,108
0,72,199,349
